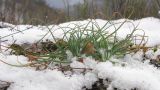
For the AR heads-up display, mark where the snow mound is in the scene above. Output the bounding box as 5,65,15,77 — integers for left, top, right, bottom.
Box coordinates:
1,17,160,90
1,17,160,46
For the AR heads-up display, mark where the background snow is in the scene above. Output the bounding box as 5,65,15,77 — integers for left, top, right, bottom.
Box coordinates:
1,17,160,46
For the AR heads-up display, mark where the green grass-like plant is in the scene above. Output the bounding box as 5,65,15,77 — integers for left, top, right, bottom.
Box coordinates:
38,19,138,63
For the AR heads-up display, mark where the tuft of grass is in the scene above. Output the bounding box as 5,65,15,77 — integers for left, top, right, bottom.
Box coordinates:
38,19,138,63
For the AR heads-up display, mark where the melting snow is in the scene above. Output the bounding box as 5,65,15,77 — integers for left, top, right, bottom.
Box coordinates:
1,17,160,90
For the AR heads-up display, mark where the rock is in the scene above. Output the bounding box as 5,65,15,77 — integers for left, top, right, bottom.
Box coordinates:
0,80,11,90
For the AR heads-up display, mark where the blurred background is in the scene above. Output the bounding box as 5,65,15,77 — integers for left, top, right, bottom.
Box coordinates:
0,0,160,25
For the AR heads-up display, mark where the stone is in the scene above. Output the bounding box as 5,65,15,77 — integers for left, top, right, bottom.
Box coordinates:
0,80,11,90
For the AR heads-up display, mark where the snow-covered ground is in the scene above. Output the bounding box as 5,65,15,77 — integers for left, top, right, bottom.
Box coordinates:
1,17,160,90
1,17,160,46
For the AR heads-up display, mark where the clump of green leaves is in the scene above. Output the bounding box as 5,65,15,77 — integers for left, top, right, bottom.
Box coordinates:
39,19,137,63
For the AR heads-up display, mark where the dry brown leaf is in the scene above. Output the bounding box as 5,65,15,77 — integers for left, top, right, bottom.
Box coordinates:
26,54,39,62
129,44,151,54
81,42,96,55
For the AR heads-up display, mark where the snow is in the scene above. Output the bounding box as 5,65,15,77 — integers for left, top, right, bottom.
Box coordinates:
0,54,84,90
96,61,160,90
1,17,160,46
2,52,160,90
0,22,15,28
1,17,160,90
